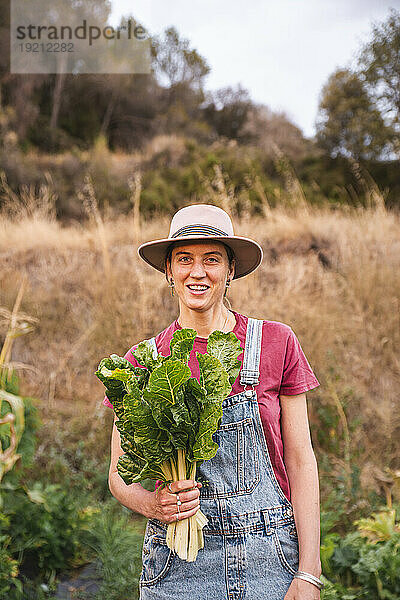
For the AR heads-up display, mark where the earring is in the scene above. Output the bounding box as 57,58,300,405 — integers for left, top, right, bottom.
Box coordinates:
224,279,231,298
169,279,175,297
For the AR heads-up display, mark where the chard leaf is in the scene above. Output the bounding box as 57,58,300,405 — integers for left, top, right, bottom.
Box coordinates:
96,355,137,412
132,367,150,390
191,353,231,463
117,452,166,485
119,432,136,455
183,377,204,423
143,388,176,433
117,451,145,484
143,367,193,451
191,401,221,462
146,360,191,406
111,399,125,421
168,387,195,450
123,388,174,464
196,353,231,403
100,367,135,384
95,359,127,404
108,354,137,372
183,378,205,459
132,340,158,371
170,328,197,363
206,331,243,385
96,327,243,485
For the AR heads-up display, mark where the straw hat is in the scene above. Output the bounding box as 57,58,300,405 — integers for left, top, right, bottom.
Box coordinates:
137,204,263,280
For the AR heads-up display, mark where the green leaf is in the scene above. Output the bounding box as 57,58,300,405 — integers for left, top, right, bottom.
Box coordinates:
123,388,174,464
170,328,197,363
143,363,194,451
132,367,150,390
206,330,243,385
132,341,158,371
95,328,243,486
117,452,146,484
191,353,230,462
182,378,204,455
196,353,231,403
99,367,135,384
183,377,204,425
117,452,167,485
95,356,134,407
169,387,195,450
146,360,192,405
191,401,221,462
25,487,46,504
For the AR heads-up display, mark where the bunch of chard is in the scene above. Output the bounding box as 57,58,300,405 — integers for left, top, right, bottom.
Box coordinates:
96,328,242,561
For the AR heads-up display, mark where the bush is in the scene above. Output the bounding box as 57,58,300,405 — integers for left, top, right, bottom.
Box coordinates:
81,504,146,600
0,533,23,599
321,508,400,599
3,481,92,576
0,372,95,595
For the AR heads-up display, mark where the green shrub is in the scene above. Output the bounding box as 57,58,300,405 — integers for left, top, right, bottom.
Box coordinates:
322,508,400,599
0,372,95,595
0,533,23,599
81,504,146,600
3,481,92,576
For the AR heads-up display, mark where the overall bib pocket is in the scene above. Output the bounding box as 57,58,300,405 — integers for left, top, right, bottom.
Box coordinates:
140,523,174,587
199,417,261,499
273,522,299,576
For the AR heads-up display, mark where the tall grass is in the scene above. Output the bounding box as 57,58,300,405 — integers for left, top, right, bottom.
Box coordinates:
0,170,399,508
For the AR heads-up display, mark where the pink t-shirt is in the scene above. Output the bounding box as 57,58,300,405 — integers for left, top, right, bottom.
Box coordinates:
102,310,320,501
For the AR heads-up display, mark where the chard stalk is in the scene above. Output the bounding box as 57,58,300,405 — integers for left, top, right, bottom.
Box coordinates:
187,460,198,562
174,448,189,560
169,455,178,481
165,450,208,562
166,458,178,550
160,460,173,481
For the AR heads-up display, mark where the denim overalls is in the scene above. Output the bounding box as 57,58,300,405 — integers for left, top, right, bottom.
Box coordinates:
139,318,299,600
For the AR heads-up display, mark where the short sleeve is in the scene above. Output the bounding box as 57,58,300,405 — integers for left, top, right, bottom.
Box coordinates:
103,395,114,409
101,344,141,409
279,328,320,395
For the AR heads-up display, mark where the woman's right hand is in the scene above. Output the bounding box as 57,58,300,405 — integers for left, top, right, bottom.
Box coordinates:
151,479,202,524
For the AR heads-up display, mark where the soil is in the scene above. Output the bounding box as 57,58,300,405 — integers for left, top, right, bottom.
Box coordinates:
55,561,102,599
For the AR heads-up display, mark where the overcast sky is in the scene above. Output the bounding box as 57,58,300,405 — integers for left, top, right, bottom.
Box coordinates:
110,1,400,138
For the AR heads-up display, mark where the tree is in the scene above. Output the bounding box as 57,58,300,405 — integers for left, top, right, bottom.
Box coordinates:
316,68,393,160
358,9,400,133
46,0,111,131
0,0,9,107
152,26,210,92
151,27,211,135
240,103,309,159
0,1,48,142
202,84,254,142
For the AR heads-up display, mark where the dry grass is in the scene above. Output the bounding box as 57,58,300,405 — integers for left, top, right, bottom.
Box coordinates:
1,182,399,501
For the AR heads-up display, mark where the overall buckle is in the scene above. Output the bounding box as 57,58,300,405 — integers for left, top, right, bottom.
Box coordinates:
243,384,256,398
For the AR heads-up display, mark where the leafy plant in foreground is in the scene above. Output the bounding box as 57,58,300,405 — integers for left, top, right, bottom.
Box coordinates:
321,507,400,599
96,328,242,561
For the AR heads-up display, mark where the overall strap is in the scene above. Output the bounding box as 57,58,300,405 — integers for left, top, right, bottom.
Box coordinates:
146,336,158,359
240,317,263,387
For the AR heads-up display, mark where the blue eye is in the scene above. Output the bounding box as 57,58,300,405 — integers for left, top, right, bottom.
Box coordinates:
177,256,218,263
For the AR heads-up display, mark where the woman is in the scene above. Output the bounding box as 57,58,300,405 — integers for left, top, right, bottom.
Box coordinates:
103,204,323,600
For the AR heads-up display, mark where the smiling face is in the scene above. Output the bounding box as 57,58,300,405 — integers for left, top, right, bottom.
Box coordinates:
165,240,235,312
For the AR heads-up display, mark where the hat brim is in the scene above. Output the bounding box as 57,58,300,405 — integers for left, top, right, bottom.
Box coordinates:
137,235,263,280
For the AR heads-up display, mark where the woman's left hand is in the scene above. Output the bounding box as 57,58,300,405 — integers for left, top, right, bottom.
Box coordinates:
284,577,321,599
